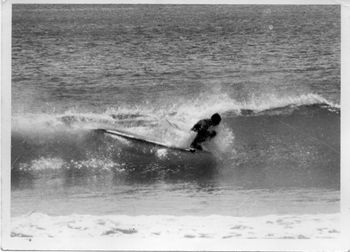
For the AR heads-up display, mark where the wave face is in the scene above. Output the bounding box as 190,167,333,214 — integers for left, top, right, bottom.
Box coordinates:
11,93,340,189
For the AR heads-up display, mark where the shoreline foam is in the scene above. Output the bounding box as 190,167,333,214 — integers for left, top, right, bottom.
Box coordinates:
11,212,340,239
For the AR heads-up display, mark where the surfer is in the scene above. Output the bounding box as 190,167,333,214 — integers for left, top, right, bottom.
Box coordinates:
190,113,221,151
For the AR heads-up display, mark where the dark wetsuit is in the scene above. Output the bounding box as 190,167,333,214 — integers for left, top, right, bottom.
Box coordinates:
190,119,217,150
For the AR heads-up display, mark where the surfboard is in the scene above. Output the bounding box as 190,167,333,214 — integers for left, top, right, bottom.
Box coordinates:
95,128,207,153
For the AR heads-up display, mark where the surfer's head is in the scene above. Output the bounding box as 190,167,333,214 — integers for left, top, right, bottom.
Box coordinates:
211,113,221,126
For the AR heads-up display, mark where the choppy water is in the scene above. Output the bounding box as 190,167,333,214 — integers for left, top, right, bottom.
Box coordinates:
11,5,340,239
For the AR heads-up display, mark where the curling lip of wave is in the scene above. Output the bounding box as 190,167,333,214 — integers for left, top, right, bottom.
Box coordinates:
11,93,339,128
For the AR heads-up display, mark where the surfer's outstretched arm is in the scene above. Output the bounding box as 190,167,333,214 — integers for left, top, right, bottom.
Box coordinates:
191,123,201,132
191,119,206,132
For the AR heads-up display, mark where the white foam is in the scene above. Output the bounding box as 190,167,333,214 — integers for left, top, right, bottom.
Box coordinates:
23,157,64,171
11,213,340,239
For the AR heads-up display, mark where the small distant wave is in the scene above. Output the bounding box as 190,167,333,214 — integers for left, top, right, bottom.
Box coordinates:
11,212,339,239
236,93,339,114
238,102,339,118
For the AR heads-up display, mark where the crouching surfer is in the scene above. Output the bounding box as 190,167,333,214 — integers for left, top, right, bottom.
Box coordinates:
190,113,221,151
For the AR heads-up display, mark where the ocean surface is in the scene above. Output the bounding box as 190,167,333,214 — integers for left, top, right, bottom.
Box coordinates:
11,5,340,240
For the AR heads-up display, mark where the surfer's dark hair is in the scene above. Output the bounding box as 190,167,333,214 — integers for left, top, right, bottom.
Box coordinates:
211,113,221,125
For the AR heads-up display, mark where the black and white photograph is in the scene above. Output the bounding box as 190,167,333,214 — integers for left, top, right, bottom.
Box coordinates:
2,1,349,250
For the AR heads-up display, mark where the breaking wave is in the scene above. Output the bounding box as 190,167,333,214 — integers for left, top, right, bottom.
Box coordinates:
11,93,340,189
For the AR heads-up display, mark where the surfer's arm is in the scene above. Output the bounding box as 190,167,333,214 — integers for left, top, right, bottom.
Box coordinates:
191,122,201,132
209,130,217,138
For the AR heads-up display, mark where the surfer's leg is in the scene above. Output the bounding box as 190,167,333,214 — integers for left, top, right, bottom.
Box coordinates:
190,133,206,150
190,136,203,150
